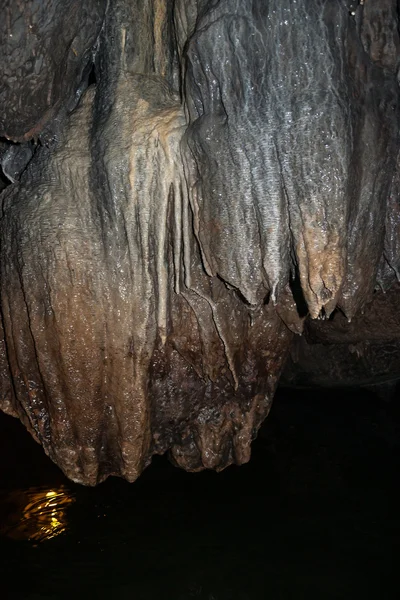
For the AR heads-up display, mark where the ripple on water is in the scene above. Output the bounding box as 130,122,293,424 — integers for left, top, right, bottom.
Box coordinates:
0,485,76,544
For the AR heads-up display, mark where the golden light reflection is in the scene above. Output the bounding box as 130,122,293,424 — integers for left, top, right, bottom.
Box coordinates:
0,485,76,544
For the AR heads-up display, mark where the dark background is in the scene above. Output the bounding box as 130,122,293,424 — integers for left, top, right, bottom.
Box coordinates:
0,385,399,600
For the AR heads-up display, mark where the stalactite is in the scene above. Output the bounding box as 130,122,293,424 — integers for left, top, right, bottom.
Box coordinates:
0,0,399,485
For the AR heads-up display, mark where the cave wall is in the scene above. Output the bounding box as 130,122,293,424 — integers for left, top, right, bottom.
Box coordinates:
0,0,399,485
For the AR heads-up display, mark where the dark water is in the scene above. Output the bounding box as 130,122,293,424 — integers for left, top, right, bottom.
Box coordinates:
0,388,398,600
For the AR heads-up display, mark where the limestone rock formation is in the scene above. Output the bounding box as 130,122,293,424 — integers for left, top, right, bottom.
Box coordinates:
0,0,399,484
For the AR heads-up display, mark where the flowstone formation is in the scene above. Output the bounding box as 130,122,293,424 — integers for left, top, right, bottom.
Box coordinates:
1,0,399,485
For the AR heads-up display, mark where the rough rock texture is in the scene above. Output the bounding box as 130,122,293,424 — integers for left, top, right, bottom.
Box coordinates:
0,0,107,142
0,0,400,485
182,0,400,319
0,0,291,485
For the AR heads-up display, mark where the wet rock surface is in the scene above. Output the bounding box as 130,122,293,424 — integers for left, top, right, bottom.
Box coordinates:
0,0,107,142
0,0,400,484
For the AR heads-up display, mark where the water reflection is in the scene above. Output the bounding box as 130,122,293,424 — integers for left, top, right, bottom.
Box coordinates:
0,485,75,543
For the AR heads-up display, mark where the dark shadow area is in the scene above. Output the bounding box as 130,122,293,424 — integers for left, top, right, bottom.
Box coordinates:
0,137,12,191
87,63,97,87
0,386,398,600
0,167,9,191
289,271,309,318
